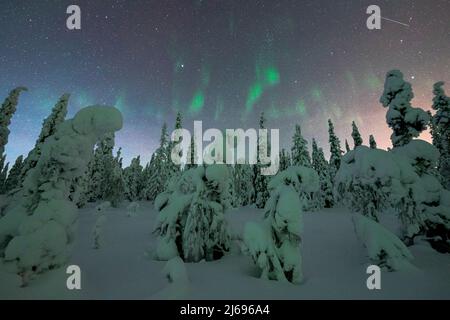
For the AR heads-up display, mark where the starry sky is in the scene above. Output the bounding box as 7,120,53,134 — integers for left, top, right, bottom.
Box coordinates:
1,0,449,166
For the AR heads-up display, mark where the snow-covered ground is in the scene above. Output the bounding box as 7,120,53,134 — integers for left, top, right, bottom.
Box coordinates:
1,202,449,299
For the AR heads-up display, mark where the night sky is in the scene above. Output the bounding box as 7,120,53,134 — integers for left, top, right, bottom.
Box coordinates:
1,0,449,166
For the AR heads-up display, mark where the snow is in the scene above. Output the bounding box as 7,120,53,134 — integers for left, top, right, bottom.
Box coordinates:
0,105,123,283
1,202,449,299
126,201,140,217
163,256,189,284
392,139,439,169
95,201,111,212
352,214,414,271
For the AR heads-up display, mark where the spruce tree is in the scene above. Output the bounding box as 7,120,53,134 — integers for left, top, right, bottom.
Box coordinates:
19,93,69,185
351,121,363,148
345,139,350,153
185,136,198,170
124,155,143,201
140,154,155,200
85,133,115,201
104,147,126,207
0,159,8,194
146,124,171,201
234,162,255,206
254,112,269,208
328,119,343,181
291,124,311,167
167,112,183,175
0,87,27,192
154,165,230,262
279,148,290,171
380,70,429,147
4,155,24,193
431,81,450,189
369,134,377,149
311,139,334,208
0,87,27,156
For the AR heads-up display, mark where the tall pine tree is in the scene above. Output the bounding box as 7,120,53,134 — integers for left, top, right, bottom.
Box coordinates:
279,148,291,171
0,87,27,193
328,119,342,181
369,134,377,149
4,155,24,193
124,155,143,201
167,112,183,175
345,139,350,153
185,135,198,170
351,121,363,148
146,123,171,201
254,112,269,208
19,93,69,185
85,133,115,202
291,124,311,167
431,81,450,188
0,87,27,156
311,139,334,208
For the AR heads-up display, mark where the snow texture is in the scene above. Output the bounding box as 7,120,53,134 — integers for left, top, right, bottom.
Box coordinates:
1,202,449,299
352,214,414,271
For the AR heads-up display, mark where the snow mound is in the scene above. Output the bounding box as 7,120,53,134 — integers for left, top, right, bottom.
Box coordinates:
353,214,414,271
163,256,189,284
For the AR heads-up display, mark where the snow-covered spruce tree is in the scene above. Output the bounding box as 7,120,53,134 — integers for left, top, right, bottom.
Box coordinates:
243,166,319,284
392,140,450,244
103,147,126,207
335,147,393,221
185,135,198,170
233,160,255,207
124,156,143,201
18,93,69,187
167,112,183,177
4,155,24,193
351,121,363,148
311,139,334,209
0,87,27,157
345,139,350,153
153,165,230,262
369,134,377,149
226,165,238,208
254,112,270,208
352,214,413,271
0,159,8,194
278,148,291,171
431,81,450,189
139,154,156,200
336,144,450,243
380,70,429,147
84,133,115,202
147,123,171,201
291,124,311,167
0,87,27,192
0,106,122,284
328,119,343,181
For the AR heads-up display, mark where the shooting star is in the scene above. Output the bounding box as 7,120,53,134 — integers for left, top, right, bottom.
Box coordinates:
376,15,410,27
